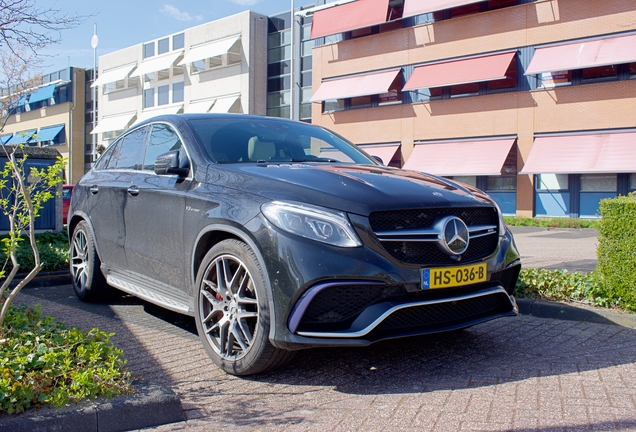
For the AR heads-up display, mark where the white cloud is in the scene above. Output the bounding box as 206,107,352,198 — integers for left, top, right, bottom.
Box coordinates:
159,4,204,22
231,0,261,6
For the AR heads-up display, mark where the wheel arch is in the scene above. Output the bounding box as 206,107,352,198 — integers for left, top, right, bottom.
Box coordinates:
191,224,276,340
68,212,102,259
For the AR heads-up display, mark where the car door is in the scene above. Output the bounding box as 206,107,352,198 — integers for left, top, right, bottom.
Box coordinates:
86,126,149,272
123,122,191,291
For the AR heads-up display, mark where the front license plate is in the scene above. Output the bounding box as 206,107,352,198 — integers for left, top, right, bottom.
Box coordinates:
421,263,487,289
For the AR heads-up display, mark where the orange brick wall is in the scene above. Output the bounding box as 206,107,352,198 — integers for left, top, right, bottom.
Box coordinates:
311,0,636,216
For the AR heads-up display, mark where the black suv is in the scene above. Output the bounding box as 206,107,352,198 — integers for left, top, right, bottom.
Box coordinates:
69,114,521,375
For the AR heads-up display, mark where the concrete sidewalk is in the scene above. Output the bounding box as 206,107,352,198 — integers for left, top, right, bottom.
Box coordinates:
509,226,599,272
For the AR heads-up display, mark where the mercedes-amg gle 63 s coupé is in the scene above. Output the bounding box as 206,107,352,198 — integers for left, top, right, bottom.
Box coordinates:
69,114,521,375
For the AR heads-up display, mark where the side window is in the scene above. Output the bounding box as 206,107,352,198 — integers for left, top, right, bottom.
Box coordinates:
144,123,182,170
95,141,119,170
108,127,149,170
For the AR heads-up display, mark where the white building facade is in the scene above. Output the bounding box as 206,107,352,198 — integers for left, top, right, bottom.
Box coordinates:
91,11,269,147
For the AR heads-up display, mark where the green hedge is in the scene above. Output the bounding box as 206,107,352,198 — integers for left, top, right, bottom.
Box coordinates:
596,195,636,311
0,231,69,273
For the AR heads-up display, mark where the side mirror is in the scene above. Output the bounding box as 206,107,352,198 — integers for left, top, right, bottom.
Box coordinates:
154,150,189,177
371,155,385,165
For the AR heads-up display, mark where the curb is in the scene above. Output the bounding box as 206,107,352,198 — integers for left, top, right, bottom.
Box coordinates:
516,298,636,329
10,269,72,288
0,380,185,432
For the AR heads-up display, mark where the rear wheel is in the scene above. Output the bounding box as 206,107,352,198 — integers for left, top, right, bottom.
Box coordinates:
70,220,111,302
194,239,294,375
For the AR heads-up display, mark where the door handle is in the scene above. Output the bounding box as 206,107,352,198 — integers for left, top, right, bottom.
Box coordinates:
89,185,99,194
127,186,140,196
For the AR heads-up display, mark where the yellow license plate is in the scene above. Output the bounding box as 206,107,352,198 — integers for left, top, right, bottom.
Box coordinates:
421,263,487,289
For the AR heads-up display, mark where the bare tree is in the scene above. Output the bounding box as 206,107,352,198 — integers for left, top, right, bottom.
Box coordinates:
0,0,88,57
0,48,43,120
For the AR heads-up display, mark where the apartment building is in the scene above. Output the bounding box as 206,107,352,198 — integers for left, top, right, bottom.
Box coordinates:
91,10,268,148
0,67,89,184
308,0,636,217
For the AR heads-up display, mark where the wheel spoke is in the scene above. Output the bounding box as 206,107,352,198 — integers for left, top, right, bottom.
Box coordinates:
231,321,249,351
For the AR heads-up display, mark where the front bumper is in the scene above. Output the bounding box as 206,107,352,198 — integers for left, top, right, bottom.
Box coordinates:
253,219,521,350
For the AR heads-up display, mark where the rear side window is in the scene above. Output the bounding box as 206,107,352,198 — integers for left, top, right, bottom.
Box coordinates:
144,123,182,170
107,126,149,170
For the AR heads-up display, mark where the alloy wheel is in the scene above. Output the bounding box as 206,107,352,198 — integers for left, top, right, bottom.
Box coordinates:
199,254,259,360
71,229,89,291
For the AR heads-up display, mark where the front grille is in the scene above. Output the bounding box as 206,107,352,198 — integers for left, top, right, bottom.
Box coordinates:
369,207,498,232
373,292,513,333
382,234,498,265
368,207,499,265
490,264,521,295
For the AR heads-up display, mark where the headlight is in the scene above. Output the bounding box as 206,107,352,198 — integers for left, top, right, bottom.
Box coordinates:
262,201,362,248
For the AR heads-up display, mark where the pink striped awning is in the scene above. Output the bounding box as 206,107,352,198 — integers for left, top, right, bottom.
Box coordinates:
520,132,636,174
310,0,390,39
403,138,516,176
402,0,486,18
358,144,400,164
310,69,401,102
526,33,636,75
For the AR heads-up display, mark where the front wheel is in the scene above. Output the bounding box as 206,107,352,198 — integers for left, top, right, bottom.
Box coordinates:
194,239,294,375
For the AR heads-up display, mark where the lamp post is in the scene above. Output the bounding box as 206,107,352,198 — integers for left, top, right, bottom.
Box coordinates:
91,24,98,164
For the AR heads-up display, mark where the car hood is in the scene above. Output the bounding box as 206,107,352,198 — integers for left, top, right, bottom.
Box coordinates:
205,163,496,216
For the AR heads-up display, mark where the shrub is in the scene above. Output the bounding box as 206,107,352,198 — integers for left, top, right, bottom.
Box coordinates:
596,195,636,311
0,231,69,273
0,304,132,414
504,216,599,229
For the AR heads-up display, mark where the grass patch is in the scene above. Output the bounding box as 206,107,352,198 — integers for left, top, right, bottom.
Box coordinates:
0,231,69,273
0,303,132,415
514,268,625,310
504,216,600,229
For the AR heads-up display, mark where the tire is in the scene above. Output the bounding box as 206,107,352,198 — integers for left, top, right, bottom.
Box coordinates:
70,220,111,302
194,239,295,376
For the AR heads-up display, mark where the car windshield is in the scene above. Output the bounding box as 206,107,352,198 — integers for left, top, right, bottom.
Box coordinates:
189,117,376,165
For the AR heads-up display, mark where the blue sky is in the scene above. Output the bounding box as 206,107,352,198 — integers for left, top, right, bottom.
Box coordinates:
36,0,297,74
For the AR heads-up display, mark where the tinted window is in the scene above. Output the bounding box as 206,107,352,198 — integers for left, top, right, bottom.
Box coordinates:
144,124,182,170
173,33,184,50
95,141,119,170
158,38,169,55
109,127,149,170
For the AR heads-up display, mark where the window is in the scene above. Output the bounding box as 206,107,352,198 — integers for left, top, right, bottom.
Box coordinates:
173,65,184,77
450,83,480,98
144,42,155,59
268,45,291,64
630,173,636,191
144,88,155,109
157,85,169,106
173,82,184,103
300,88,312,103
158,38,169,55
173,33,184,50
350,96,372,109
268,91,290,108
144,73,155,83
536,174,568,190
450,176,477,187
267,106,291,118
268,30,291,48
300,103,312,121
192,59,206,73
580,174,617,192
104,76,138,94
267,76,290,92
581,65,618,82
487,176,516,191
143,124,182,170
323,99,345,112
108,127,148,170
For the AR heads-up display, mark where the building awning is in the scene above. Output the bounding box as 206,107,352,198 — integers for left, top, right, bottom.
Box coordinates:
310,69,401,102
403,52,516,90
402,0,486,18
526,33,636,75
358,144,400,165
28,84,57,104
209,95,240,113
0,134,13,144
178,36,241,66
35,124,65,142
90,113,136,134
91,64,137,88
310,0,390,39
403,138,516,176
133,105,183,125
185,99,216,113
130,52,183,78
6,129,37,145
520,132,636,174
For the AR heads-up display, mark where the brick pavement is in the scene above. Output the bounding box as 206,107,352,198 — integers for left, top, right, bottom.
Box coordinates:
15,285,636,431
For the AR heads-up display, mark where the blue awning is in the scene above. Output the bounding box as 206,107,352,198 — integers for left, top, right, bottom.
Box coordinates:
7,129,37,144
28,84,56,104
0,134,13,144
16,95,28,107
35,124,65,142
